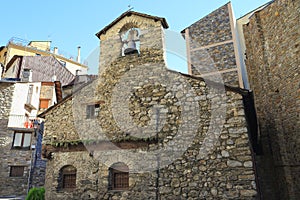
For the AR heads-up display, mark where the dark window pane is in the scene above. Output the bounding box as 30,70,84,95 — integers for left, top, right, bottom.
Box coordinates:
60,165,77,190
109,162,129,190
10,166,24,177
114,172,129,189
63,174,76,188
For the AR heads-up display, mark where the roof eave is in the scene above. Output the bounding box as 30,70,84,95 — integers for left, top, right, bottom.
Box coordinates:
95,11,169,39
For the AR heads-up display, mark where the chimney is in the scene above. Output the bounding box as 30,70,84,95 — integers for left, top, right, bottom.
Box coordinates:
53,47,58,54
22,69,32,82
77,46,81,63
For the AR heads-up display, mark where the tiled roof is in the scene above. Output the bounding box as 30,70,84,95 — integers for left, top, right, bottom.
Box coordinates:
6,55,75,86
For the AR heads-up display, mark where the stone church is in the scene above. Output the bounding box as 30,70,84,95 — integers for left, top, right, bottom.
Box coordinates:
40,7,257,200
39,0,299,199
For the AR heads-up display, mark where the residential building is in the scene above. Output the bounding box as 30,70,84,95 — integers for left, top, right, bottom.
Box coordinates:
0,80,61,198
4,55,75,86
0,38,88,76
62,74,98,98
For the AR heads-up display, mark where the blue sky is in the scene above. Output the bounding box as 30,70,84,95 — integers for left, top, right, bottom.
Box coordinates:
1,0,270,74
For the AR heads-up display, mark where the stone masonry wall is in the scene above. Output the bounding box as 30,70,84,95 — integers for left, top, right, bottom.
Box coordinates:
243,0,300,199
43,49,257,199
187,4,232,48
98,14,165,75
185,3,241,87
29,123,47,189
0,82,14,120
42,12,257,200
0,82,34,197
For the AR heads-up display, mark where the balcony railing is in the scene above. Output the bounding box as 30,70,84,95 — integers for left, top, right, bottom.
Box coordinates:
8,115,37,129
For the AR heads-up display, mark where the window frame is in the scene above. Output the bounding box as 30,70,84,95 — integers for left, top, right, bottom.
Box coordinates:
109,163,129,190
59,165,77,190
12,131,32,150
10,166,25,177
86,104,100,119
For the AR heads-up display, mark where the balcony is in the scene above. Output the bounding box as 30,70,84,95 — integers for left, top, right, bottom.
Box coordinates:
8,115,37,129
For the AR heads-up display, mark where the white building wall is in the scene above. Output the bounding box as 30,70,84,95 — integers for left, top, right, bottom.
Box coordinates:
8,82,41,128
65,62,88,75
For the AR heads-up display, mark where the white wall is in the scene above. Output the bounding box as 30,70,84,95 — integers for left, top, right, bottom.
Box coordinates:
8,82,41,128
65,62,88,75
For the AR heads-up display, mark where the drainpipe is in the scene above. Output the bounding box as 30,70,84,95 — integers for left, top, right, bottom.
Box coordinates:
155,107,161,200
27,125,39,193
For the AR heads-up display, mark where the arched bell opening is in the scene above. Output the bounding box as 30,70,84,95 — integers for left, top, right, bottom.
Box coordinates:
119,24,141,56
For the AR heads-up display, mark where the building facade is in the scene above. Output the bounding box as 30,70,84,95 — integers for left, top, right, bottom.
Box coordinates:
0,38,88,76
0,80,60,198
238,0,300,199
40,11,257,200
4,55,75,86
181,3,244,88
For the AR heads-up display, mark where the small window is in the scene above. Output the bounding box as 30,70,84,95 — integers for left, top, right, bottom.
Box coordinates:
10,166,25,177
12,132,31,149
86,104,100,119
26,85,33,104
59,165,76,190
109,162,129,190
39,99,50,109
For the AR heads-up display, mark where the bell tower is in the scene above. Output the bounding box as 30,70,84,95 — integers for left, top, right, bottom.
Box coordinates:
95,11,169,74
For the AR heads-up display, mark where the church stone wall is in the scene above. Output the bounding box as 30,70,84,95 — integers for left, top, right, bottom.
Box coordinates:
99,14,165,74
42,11,257,200
43,51,257,199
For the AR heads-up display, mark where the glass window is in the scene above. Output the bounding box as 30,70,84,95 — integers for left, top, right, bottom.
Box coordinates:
13,133,22,147
86,104,100,119
12,132,31,149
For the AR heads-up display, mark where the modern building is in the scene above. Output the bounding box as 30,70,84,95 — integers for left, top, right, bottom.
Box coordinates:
0,38,88,76
181,2,244,88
